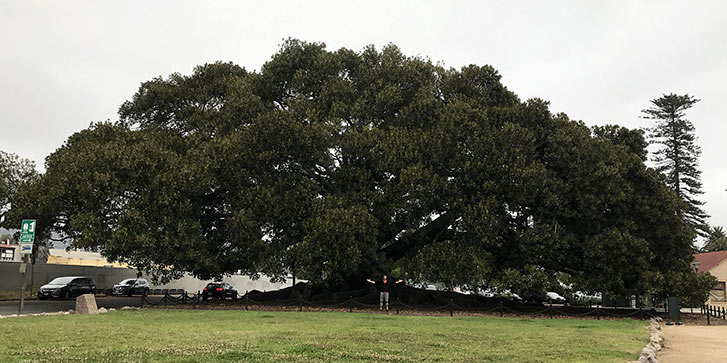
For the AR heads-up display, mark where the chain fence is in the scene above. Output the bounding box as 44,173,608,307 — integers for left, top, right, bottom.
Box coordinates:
140,291,669,321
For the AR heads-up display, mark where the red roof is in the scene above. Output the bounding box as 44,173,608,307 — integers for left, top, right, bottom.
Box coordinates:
694,251,727,273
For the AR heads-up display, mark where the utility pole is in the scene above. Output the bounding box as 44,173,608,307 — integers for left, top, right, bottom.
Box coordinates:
18,219,36,315
18,254,28,314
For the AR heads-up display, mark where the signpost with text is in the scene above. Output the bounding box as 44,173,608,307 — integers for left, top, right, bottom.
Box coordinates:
20,219,36,248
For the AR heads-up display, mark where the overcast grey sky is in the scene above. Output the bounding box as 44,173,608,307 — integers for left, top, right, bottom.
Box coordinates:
1,0,725,229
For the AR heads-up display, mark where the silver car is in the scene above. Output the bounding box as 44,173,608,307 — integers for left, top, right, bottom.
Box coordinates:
112,278,150,296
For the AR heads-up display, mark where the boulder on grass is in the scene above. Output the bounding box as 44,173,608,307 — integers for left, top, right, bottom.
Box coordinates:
75,294,99,315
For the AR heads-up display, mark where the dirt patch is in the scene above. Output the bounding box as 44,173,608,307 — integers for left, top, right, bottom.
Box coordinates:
659,325,727,363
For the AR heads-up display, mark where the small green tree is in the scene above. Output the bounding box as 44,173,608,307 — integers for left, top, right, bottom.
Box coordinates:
669,268,717,308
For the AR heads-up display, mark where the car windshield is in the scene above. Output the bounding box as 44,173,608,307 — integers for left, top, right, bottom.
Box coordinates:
48,277,75,285
120,279,136,285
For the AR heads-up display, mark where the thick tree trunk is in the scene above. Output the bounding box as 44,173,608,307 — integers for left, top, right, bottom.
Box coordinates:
381,210,459,261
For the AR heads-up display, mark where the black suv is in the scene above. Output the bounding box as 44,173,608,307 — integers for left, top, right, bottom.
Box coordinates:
112,278,150,296
38,276,95,300
202,282,237,300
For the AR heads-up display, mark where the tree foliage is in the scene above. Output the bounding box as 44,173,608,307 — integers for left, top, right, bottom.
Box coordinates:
0,150,37,224
4,40,705,300
703,226,727,252
642,93,708,237
0,150,49,263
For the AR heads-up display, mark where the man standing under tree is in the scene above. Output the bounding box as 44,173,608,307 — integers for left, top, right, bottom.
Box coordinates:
642,93,709,238
366,275,403,311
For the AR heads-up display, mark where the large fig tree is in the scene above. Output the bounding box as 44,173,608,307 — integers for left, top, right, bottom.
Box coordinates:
5,40,703,298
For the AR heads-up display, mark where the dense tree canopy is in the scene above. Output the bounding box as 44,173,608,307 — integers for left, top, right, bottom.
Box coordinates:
4,40,708,299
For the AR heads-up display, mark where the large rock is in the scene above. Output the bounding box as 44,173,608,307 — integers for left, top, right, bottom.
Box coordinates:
75,294,99,315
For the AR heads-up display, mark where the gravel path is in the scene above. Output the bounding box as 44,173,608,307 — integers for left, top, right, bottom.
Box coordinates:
659,325,727,363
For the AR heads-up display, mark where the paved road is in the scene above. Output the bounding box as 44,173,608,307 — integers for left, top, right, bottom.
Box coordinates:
0,296,143,315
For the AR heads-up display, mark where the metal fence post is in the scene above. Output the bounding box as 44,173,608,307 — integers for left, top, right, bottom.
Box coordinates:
396,297,400,315
193,291,198,310
164,291,168,306
140,293,145,308
639,305,643,321
245,294,249,311
499,301,503,318
299,295,303,312
549,301,553,319
596,305,600,320
349,296,353,313
449,299,453,317
707,305,710,325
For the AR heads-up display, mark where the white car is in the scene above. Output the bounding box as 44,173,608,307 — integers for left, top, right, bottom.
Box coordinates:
574,291,602,304
546,291,567,304
500,291,522,301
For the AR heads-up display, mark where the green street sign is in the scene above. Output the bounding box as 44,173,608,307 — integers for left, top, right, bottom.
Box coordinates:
20,219,36,244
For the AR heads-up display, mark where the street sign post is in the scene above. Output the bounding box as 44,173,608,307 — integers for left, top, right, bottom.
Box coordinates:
18,219,36,315
20,219,36,253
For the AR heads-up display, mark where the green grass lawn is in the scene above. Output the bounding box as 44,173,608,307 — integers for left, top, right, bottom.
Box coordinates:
0,309,647,362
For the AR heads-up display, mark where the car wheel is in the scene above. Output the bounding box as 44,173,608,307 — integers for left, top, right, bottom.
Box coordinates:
63,291,71,300
38,294,46,300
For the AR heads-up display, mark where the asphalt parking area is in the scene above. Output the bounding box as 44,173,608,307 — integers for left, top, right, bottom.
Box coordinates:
0,296,142,316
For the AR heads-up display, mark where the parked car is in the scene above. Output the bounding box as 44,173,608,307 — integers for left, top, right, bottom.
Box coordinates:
479,288,522,301
112,278,150,296
499,291,523,301
37,276,95,300
202,282,237,300
574,291,602,305
545,291,567,304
